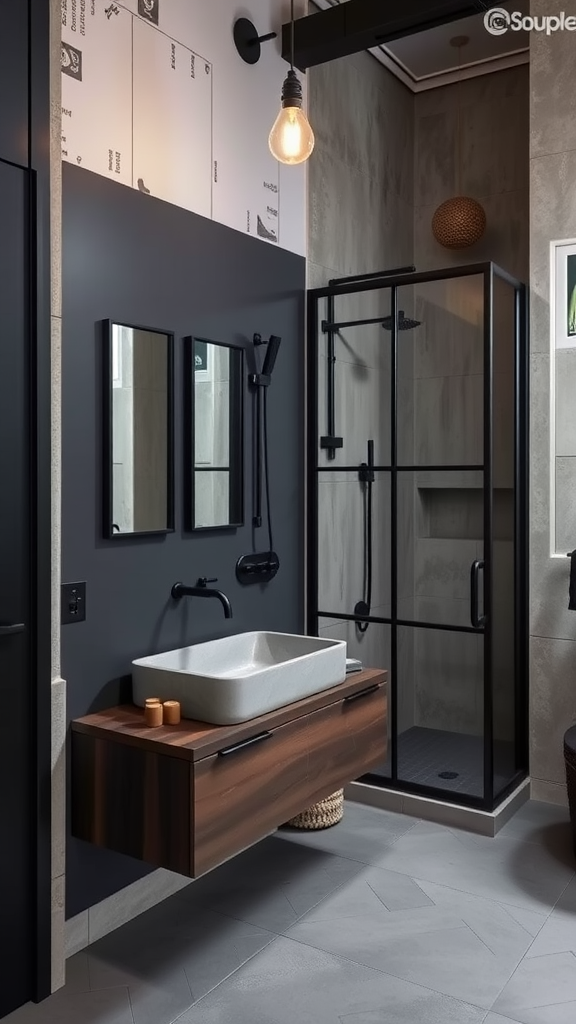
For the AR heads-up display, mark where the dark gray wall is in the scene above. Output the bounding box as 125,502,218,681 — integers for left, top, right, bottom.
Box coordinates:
0,0,28,167
62,164,306,916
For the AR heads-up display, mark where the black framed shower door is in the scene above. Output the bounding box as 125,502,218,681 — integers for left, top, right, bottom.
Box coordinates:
306,262,528,812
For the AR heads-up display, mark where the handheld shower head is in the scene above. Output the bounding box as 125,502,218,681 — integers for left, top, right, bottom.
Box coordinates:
262,335,282,377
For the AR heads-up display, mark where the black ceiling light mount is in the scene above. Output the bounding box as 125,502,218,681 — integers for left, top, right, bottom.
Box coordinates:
280,0,507,69
233,17,277,65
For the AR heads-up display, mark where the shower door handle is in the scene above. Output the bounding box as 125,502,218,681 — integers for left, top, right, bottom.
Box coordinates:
470,560,485,629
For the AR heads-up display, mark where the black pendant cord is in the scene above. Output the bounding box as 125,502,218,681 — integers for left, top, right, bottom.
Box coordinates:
290,0,295,69
262,386,274,554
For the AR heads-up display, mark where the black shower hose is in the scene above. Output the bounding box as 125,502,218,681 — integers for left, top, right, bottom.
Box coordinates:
262,386,274,554
357,473,373,634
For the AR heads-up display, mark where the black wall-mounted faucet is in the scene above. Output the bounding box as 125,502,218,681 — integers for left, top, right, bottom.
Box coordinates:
171,577,233,618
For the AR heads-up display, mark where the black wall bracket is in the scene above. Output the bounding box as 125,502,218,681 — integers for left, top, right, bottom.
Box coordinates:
233,19,277,65
320,436,343,452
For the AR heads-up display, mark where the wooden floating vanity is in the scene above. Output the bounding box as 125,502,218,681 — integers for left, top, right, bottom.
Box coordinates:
71,668,387,878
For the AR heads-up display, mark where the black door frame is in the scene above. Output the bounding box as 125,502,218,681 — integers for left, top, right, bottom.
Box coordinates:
28,0,53,1003
306,261,529,814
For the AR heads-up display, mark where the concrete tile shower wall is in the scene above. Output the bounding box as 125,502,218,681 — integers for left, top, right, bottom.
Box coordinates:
411,66,528,748
307,44,415,739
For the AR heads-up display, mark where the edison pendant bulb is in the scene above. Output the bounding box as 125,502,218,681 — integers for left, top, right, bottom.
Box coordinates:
268,105,315,165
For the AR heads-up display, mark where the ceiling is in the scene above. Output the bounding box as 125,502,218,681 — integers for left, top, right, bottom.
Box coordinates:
310,0,530,91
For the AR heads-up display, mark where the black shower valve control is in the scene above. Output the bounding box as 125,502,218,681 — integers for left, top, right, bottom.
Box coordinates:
236,551,280,585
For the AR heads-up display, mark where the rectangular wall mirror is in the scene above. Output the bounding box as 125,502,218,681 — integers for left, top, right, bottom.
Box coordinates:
185,336,244,530
103,321,174,538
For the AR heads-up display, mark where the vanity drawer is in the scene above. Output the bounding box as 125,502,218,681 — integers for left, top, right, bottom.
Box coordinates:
192,680,386,876
304,680,387,802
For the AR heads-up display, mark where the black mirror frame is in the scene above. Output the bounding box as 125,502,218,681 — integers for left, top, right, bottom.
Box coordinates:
102,319,175,540
184,335,244,532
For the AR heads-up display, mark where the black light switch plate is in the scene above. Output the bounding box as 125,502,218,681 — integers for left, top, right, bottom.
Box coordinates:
61,582,86,624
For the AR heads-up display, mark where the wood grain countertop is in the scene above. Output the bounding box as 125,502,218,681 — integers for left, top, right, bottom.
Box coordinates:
71,668,387,763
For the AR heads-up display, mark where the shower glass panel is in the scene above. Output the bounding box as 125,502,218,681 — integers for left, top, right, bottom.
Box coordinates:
492,273,527,799
397,471,484,629
317,286,392,468
397,275,485,468
307,263,528,812
317,472,391,619
396,625,484,798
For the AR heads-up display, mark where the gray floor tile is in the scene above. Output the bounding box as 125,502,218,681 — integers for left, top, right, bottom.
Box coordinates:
9,800,576,1024
63,953,90,993
167,911,275,1001
175,834,364,932
283,878,416,929
375,827,574,913
275,801,420,865
174,935,486,1024
1,1002,47,1024
89,900,274,1004
493,952,576,1016
87,895,197,981
497,802,571,844
122,972,192,1024
525,878,576,958
88,931,193,1024
287,907,518,1009
501,1002,576,1024
486,902,548,939
412,879,547,959
452,820,575,870
3,989,134,1024
483,1015,523,1023
363,868,435,912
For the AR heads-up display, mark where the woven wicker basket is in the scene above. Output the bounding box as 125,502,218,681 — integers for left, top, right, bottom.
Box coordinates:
284,790,344,830
564,726,576,856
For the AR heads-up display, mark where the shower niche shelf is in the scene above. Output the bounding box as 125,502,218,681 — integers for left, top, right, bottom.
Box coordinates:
417,486,514,542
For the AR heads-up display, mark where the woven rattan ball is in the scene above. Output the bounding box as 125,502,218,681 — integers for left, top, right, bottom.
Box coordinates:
432,196,486,249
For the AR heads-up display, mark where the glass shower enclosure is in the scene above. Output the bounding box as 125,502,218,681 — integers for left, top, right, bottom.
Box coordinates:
307,263,528,811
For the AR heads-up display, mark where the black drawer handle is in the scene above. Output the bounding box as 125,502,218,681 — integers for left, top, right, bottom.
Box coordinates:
344,683,380,704
0,623,25,638
217,731,273,757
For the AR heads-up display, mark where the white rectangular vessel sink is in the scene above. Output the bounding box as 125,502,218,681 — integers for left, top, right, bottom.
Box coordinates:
132,631,347,725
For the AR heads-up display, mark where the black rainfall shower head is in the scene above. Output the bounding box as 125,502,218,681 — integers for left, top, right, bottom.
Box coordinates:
262,335,282,377
381,310,421,331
